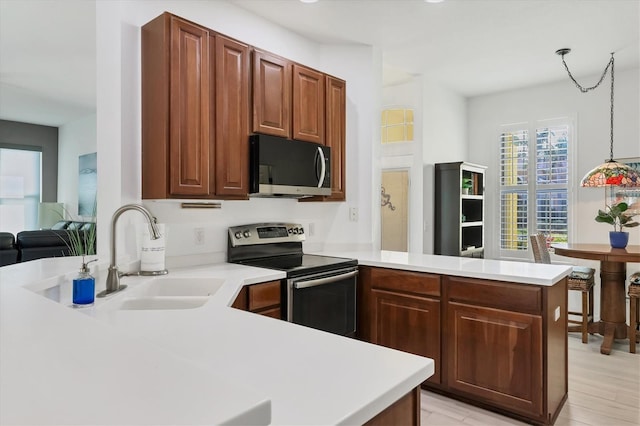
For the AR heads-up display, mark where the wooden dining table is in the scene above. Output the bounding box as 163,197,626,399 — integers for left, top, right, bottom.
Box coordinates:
552,243,640,354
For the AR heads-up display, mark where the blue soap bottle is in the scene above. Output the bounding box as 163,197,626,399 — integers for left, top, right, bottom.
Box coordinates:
73,259,97,306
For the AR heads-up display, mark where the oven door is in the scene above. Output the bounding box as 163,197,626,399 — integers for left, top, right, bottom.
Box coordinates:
287,267,358,337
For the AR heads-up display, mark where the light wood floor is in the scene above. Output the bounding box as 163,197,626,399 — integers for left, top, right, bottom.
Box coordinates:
420,334,640,425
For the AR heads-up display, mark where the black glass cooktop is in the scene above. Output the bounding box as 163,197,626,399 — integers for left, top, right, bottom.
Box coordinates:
240,254,357,278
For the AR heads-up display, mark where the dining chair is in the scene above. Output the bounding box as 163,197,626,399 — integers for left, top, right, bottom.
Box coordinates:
628,272,640,353
529,234,595,343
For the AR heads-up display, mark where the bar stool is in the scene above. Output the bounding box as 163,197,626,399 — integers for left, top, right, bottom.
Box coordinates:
629,272,640,354
530,234,595,343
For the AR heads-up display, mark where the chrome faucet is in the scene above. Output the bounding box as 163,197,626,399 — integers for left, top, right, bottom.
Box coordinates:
99,204,162,297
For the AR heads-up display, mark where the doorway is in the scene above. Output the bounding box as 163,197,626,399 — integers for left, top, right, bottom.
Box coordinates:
381,169,409,251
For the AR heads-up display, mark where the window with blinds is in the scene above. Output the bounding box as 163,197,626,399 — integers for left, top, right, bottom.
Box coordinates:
499,122,570,251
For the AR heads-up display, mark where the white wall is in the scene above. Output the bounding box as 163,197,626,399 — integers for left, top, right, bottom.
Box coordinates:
57,113,96,219
381,78,424,254
95,0,380,264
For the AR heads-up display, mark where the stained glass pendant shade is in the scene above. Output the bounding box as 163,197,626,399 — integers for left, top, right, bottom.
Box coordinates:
556,48,640,188
580,160,640,187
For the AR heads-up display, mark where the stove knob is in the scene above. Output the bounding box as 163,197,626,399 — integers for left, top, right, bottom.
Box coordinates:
243,230,251,238
234,231,243,239
298,227,304,234
288,228,293,234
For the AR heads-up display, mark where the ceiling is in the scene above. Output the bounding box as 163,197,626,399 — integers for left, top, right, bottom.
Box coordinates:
0,0,638,128
0,0,96,127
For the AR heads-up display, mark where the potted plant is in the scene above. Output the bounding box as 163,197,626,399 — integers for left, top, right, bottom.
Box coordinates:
595,202,638,248
462,178,473,195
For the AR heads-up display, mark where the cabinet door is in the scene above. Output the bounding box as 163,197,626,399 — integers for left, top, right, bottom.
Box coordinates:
372,289,441,384
231,286,248,310
252,50,291,138
324,76,346,201
169,17,211,196
447,302,543,417
292,64,324,144
213,34,250,198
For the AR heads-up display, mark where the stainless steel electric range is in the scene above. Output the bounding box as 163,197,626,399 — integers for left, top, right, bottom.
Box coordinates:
227,223,358,337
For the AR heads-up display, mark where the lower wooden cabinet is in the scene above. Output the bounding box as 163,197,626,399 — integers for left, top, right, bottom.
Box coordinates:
231,280,281,319
364,267,441,384
372,290,441,384
447,302,543,416
364,386,420,426
360,266,568,425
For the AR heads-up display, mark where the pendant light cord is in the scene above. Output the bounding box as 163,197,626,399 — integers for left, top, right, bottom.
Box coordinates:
559,52,615,161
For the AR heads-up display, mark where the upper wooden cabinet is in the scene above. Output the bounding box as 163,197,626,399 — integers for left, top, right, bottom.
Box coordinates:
142,14,212,199
292,64,325,144
252,50,291,138
142,12,345,201
142,13,249,200
213,34,250,198
324,75,346,201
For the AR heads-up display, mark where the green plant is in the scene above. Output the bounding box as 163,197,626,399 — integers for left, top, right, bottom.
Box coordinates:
66,222,96,257
595,202,639,232
462,178,473,189
48,202,97,258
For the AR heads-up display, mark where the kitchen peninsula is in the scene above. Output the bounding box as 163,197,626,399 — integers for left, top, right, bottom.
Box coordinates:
1,251,571,425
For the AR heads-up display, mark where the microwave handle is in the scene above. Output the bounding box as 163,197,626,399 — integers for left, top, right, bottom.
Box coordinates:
293,270,358,289
316,146,326,188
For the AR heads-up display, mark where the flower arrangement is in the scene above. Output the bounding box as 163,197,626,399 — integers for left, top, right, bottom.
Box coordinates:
595,202,639,232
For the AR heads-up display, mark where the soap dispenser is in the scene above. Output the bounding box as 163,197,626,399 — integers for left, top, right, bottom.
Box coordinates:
73,259,97,306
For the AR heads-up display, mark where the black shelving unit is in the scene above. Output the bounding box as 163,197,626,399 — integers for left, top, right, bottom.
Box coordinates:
434,161,486,257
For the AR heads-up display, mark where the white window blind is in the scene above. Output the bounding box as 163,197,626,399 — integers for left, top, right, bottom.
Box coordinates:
0,147,42,235
499,122,570,252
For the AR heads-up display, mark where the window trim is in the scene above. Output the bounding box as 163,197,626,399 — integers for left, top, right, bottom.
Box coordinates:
497,116,577,260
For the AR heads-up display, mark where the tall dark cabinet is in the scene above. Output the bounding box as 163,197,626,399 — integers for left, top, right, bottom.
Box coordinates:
434,162,486,257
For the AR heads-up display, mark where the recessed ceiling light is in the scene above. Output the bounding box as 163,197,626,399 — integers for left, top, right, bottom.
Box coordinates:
300,0,319,3
425,0,445,3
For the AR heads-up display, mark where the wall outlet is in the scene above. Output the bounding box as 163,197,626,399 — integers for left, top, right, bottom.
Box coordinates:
554,306,560,322
194,227,205,245
308,222,315,236
349,207,359,222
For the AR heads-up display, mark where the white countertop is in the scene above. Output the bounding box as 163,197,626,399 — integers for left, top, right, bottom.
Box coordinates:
0,256,433,425
317,250,572,286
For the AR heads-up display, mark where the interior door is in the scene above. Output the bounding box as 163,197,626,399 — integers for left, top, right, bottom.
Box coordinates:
381,169,409,251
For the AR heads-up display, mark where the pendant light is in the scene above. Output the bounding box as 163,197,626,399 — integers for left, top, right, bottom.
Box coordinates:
556,48,640,187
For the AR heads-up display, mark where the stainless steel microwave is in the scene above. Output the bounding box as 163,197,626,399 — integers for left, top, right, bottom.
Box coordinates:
249,134,331,198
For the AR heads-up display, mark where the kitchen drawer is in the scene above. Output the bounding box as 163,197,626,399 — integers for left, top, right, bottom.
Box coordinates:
371,267,441,297
249,280,281,311
446,276,542,315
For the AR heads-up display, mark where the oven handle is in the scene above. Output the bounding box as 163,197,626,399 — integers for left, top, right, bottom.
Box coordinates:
293,270,358,289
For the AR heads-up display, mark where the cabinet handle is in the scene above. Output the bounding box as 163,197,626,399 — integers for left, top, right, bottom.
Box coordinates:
293,270,358,289
316,146,326,188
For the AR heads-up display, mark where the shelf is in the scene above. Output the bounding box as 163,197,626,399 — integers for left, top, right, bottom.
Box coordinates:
435,161,487,258
461,247,484,257
461,221,483,228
